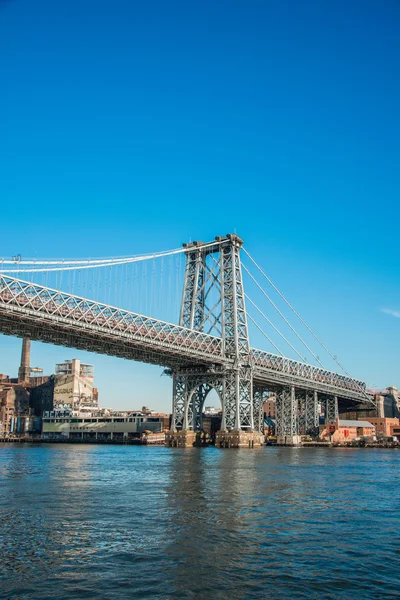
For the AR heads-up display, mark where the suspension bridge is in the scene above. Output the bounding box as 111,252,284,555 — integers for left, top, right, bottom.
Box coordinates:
0,233,374,446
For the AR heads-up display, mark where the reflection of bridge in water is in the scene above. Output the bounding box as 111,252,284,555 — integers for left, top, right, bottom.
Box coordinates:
0,233,374,445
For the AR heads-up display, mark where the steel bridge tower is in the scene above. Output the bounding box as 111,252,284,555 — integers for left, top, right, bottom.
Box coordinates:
169,234,263,447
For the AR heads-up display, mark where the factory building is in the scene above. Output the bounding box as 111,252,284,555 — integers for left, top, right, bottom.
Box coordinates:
0,382,30,436
0,339,99,434
53,359,97,413
29,377,55,417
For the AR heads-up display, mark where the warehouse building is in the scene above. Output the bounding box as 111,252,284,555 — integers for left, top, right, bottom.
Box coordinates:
322,419,376,443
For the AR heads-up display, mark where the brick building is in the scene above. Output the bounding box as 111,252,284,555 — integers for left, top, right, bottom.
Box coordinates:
322,419,375,443
0,384,30,435
366,417,400,438
263,396,276,418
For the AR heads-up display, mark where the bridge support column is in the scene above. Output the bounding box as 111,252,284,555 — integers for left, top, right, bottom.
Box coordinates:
305,390,320,436
169,365,259,447
325,395,338,425
171,374,187,431
276,386,301,446
253,387,270,434
169,234,260,447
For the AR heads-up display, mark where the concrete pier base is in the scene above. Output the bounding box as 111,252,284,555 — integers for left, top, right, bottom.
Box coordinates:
215,430,264,448
165,430,197,448
276,435,302,446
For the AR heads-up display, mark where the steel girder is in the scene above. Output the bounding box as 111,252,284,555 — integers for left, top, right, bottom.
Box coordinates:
274,387,337,438
172,367,254,431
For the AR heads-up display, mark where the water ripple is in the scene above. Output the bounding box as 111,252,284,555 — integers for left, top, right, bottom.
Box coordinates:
0,445,399,599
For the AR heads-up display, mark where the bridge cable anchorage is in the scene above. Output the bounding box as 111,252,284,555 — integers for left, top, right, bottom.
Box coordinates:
0,240,225,272
245,294,307,362
242,264,325,368
246,313,284,356
243,247,372,402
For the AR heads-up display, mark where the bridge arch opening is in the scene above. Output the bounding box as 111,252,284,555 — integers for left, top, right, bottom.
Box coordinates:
185,382,223,441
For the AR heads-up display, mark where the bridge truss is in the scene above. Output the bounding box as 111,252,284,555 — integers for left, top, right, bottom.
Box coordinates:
0,234,374,442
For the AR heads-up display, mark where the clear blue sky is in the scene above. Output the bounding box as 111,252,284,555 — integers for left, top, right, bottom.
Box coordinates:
1,0,399,410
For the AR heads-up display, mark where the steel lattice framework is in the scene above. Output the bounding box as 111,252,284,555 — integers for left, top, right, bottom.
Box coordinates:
173,235,253,431
0,234,374,438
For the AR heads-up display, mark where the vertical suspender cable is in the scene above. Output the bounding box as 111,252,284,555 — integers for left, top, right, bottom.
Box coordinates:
242,263,325,369
243,248,353,377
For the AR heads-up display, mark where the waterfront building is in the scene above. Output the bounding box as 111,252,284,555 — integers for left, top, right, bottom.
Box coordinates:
366,417,400,438
9,415,42,436
376,387,400,418
321,419,376,443
0,384,30,435
29,377,55,417
0,339,177,439
53,359,97,413
42,411,170,440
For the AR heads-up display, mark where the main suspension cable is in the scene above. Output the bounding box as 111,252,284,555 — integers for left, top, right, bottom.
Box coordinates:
0,240,224,273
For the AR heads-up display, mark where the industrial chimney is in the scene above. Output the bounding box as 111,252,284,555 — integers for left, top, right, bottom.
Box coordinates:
18,338,31,383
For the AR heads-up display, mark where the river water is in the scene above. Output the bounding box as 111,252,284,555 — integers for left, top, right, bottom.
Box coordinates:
0,445,399,600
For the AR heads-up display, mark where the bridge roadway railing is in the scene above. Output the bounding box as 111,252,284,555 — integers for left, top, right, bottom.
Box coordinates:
251,349,368,401
0,274,223,365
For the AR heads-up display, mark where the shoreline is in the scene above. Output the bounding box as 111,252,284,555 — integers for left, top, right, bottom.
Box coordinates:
1,437,399,449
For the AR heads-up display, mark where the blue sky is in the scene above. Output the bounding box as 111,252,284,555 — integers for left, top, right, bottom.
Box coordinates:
1,0,399,410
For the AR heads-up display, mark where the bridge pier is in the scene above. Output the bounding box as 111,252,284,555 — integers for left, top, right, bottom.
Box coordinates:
165,430,197,448
169,367,260,448
215,430,264,448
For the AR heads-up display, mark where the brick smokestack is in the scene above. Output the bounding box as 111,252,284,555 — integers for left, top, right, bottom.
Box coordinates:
18,338,31,383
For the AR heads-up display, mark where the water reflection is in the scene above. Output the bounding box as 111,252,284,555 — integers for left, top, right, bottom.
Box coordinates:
165,448,260,598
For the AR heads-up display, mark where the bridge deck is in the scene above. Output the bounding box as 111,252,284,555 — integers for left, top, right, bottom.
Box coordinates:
0,274,370,402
